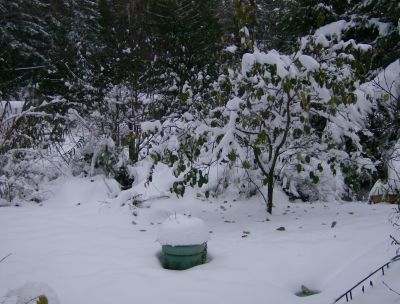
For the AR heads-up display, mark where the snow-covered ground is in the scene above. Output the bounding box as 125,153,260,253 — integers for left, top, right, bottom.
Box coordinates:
0,169,399,304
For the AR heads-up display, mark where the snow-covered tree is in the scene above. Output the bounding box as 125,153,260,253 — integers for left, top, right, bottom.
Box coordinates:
148,22,376,213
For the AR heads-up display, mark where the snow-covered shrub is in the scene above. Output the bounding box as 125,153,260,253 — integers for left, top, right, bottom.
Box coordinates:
0,96,73,205
0,150,62,205
147,72,254,200
65,84,157,189
295,20,382,200
69,135,135,189
356,60,400,197
78,136,118,176
280,155,345,202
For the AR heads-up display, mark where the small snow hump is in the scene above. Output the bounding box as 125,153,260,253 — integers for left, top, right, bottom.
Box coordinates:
4,283,60,304
157,213,209,246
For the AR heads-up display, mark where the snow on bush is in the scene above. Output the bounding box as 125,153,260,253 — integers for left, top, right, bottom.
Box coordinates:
0,150,63,205
241,49,289,78
157,214,209,246
368,179,388,198
148,30,378,207
141,120,162,133
142,18,399,209
280,156,346,202
296,55,320,72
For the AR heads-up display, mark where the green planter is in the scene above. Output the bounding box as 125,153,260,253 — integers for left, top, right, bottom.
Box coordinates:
162,243,207,270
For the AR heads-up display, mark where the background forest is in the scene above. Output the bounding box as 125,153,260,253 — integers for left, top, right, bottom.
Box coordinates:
0,0,399,213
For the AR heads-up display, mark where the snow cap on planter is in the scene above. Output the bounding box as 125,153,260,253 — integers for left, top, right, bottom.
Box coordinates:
157,213,209,246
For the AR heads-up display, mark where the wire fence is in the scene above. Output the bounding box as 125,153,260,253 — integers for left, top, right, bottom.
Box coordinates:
334,254,400,303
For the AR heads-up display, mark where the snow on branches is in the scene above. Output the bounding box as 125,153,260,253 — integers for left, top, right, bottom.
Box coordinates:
148,21,379,213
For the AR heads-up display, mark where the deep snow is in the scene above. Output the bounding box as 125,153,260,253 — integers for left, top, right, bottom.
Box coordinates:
0,171,399,304
157,214,209,246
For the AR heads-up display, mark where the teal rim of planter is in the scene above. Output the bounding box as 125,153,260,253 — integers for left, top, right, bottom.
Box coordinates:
162,243,207,270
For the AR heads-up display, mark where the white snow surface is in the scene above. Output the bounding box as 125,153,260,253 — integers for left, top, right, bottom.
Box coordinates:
4,283,60,304
157,214,209,246
0,169,399,304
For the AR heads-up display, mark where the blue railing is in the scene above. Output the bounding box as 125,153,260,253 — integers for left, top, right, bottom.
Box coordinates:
334,254,400,303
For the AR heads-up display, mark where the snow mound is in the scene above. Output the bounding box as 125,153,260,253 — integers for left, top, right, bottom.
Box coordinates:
4,283,60,304
157,214,209,246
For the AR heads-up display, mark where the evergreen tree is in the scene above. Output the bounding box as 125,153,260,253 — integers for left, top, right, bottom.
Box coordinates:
347,0,400,71
0,0,52,98
255,0,352,52
148,0,222,106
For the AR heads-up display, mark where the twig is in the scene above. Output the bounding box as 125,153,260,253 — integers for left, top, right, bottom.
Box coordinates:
23,296,40,304
243,166,268,207
102,177,113,194
390,235,400,246
382,281,400,296
0,253,12,264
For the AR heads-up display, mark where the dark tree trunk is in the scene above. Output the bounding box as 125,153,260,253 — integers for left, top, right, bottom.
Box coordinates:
267,171,274,214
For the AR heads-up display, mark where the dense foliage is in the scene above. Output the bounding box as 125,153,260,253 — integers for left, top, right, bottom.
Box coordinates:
0,0,399,213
